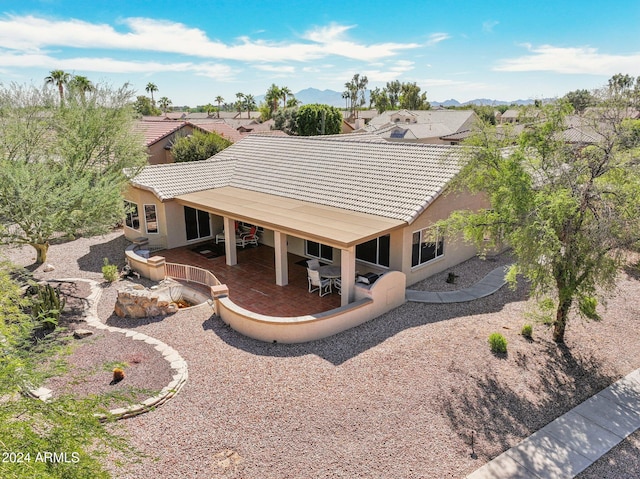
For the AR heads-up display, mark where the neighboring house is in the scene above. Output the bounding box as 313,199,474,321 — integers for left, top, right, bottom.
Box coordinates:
133,120,206,165
365,109,479,144
125,135,487,306
187,119,247,143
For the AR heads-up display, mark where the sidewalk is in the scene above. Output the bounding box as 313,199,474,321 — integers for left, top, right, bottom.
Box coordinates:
405,266,508,303
466,368,640,478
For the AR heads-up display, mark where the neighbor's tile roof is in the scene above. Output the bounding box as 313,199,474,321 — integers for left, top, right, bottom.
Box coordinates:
130,135,467,223
368,109,477,135
132,120,193,146
187,119,246,142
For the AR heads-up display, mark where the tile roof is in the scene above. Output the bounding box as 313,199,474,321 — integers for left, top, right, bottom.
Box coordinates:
130,135,467,224
368,109,477,133
187,119,246,142
132,120,193,146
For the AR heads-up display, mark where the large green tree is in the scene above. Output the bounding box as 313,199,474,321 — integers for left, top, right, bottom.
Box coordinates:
171,129,232,162
563,88,595,114
446,77,640,343
343,74,368,118
294,104,342,136
399,82,430,110
0,82,147,263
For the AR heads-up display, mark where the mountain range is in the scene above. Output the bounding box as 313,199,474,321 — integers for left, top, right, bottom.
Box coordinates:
256,88,538,108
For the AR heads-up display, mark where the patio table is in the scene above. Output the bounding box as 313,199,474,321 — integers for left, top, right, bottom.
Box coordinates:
318,265,341,284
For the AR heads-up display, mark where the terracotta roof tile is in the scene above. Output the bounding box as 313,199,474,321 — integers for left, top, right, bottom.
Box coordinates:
130,135,467,223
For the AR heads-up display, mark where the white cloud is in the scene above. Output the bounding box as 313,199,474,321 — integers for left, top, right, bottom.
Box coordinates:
0,15,420,63
425,33,451,46
495,44,640,75
482,20,499,33
254,64,296,73
0,50,235,80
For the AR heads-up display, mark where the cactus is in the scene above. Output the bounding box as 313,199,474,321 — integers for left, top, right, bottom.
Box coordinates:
31,283,66,329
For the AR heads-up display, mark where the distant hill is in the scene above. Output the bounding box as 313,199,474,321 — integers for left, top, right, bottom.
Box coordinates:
256,88,538,109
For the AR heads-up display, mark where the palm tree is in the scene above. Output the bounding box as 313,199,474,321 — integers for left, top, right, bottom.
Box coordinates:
68,75,94,103
215,95,224,118
244,94,256,119
145,82,158,105
280,86,293,109
265,84,281,116
203,103,215,116
235,92,245,115
44,69,71,105
159,97,172,114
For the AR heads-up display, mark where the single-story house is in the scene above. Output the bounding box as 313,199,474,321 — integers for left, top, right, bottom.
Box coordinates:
124,135,487,307
133,119,206,165
364,109,479,144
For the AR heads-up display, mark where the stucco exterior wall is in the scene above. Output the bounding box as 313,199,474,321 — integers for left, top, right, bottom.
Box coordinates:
401,189,488,286
124,185,487,284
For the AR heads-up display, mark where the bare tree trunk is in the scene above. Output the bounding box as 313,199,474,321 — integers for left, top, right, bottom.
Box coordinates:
553,297,572,343
31,242,49,264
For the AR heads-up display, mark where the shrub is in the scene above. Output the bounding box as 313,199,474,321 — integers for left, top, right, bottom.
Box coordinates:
521,323,533,339
488,332,508,353
102,258,119,282
31,283,66,330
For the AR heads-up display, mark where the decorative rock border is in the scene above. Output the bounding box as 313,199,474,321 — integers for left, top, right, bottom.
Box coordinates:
56,278,189,421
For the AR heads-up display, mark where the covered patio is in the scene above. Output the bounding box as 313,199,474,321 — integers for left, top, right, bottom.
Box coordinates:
157,242,342,317
176,186,405,308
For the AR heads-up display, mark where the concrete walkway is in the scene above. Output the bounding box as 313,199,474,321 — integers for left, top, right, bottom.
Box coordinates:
405,266,509,303
466,368,640,478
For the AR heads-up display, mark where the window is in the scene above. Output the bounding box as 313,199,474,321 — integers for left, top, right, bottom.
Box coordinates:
184,206,211,241
306,240,333,262
411,228,444,267
144,204,158,234
124,201,139,230
356,235,390,267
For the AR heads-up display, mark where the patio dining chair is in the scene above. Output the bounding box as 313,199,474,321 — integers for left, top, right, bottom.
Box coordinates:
333,278,341,295
239,225,259,247
307,268,332,297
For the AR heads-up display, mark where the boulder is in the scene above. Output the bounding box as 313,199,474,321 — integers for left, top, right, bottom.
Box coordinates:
114,285,177,318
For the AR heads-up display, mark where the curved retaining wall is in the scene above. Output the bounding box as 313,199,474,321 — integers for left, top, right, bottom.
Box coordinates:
215,271,407,343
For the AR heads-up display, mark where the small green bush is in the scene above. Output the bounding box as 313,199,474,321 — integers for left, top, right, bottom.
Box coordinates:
521,323,533,339
488,332,508,353
102,258,119,283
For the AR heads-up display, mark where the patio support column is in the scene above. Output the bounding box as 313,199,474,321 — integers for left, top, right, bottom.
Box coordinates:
274,231,288,286
340,246,356,306
223,217,237,266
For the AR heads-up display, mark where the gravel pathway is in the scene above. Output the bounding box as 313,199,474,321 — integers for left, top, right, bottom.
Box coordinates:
3,232,640,478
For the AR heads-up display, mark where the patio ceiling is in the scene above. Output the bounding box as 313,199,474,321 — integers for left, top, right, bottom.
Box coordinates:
176,186,406,249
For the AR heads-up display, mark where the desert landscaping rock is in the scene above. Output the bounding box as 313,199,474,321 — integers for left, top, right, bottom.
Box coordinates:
73,328,94,339
3,231,640,478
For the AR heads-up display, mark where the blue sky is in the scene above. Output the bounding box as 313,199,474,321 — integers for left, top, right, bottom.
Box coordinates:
1,0,639,107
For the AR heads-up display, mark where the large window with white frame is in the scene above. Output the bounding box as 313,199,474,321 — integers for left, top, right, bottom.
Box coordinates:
124,200,140,230
144,204,158,234
184,206,211,241
411,227,444,267
306,240,333,262
356,234,390,267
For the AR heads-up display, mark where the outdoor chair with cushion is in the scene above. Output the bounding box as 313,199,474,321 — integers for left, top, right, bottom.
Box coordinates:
215,231,226,244
307,268,332,297
238,225,258,247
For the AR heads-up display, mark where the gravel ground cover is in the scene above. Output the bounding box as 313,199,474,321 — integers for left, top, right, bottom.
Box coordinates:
2,231,640,478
